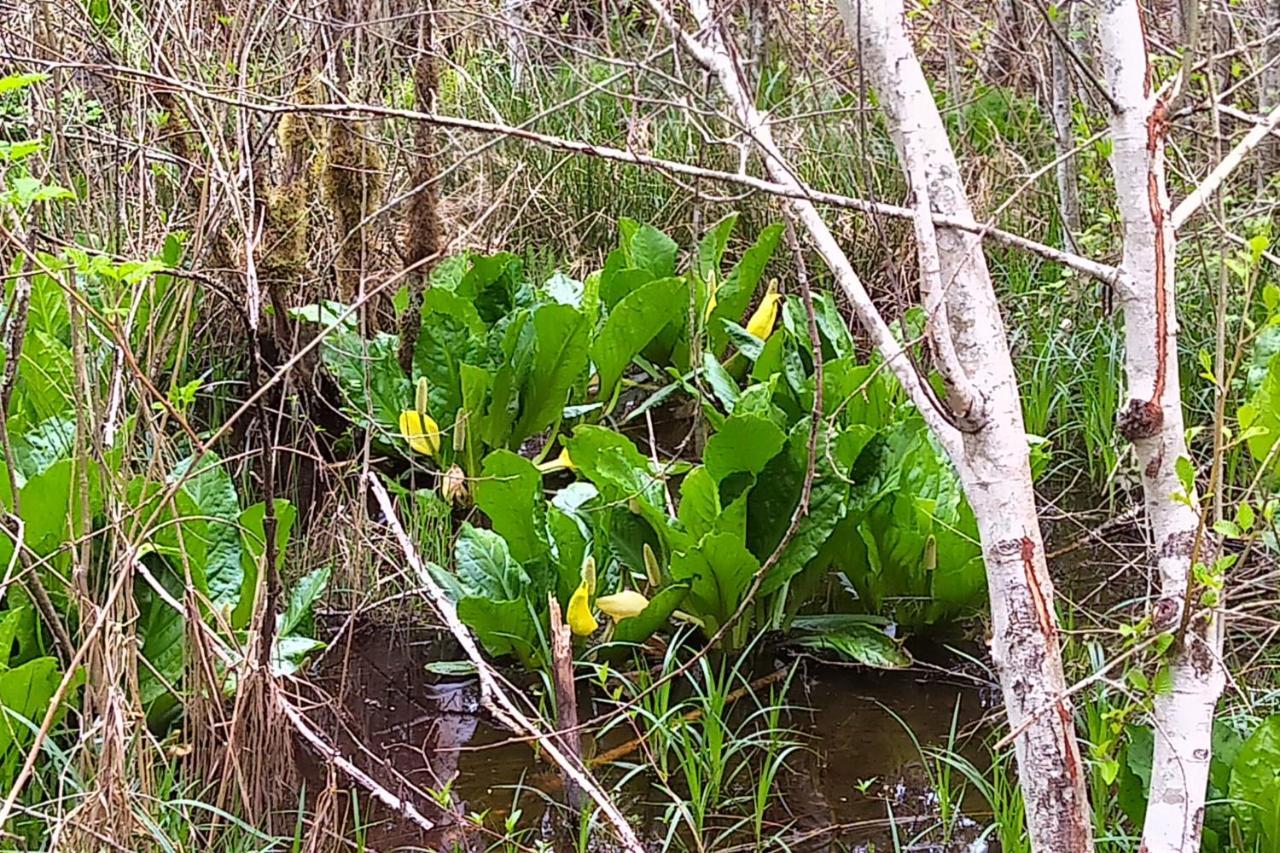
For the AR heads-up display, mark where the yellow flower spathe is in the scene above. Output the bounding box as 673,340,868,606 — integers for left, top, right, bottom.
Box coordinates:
568,579,598,636
537,447,576,474
595,590,650,621
744,279,781,340
399,410,441,457
704,286,719,322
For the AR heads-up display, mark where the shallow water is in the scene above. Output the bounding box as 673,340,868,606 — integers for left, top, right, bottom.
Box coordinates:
296,628,996,852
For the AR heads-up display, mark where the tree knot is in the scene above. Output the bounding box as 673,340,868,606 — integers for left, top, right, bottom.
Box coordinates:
1117,398,1163,441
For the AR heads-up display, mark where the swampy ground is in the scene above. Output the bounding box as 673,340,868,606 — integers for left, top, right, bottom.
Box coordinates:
4,4,1279,853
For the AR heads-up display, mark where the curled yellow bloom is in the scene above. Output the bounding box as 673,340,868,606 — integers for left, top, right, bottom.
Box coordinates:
744,279,781,340
704,287,719,322
595,590,650,621
568,579,598,637
537,447,576,474
399,410,441,456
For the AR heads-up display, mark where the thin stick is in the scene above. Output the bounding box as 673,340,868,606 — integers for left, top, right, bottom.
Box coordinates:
2,53,1125,285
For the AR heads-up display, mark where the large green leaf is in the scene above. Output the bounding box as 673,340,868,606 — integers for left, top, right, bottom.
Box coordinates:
708,223,782,353
15,330,73,426
762,479,848,596
457,252,526,325
232,500,296,630
812,292,854,360
125,478,209,596
1231,714,1280,847
453,524,531,601
547,506,589,607
473,451,549,566
0,657,63,786
677,466,720,541
280,566,331,637
591,276,687,401
696,214,737,283
325,329,411,442
564,426,666,511
1245,324,1280,396
617,219,678,279
480,309,539,449
1239,357,1280,472
669,532,758,635
788,619,912,669
136,556,187,715
704,413,785,483
9,416,74,485
412,290,488,431
456,597,538,664
172,452,242,609
18,458,81,559
511,303,589,440
0,610,23,666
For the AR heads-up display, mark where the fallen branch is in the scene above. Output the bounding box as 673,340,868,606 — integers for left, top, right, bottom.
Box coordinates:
278,694,437,834
1172,100,1280,230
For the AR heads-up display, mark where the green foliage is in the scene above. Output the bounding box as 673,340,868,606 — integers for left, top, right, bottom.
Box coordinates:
788,615,913,669
1230,715,1280,850
1239,332,1280,478
393,217,996,667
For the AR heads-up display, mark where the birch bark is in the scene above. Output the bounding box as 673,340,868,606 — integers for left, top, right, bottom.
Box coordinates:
503,0,530,88
1262,0,1280,175
1051,4,1082,245
1098,4,1224,852
833,3,1093,849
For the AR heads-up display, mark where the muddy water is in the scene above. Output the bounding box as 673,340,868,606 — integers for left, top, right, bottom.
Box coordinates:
296,629,995,852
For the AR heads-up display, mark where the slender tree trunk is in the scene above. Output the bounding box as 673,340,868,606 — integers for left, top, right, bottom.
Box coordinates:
503,0,531,88
984,0,1028,85
746,0,768,88
1262,0,1280,179
1099,4,1225,852
835,4,1094,850
1051,3,1082,247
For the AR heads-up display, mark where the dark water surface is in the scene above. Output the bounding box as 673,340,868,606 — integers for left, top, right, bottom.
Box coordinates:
295,627,995,852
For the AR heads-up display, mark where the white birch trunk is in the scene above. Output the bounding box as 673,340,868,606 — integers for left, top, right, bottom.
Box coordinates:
747,0,767,87
1051,5,1082,245
1262,0,1280,176
835,4,1094,850
503,0,530,88
1099,4,1225,852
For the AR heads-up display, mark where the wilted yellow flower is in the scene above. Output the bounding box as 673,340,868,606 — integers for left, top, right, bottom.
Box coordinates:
595,590,650,621
399,410,441,456
537,447,576,474
441,464,468,505
745,279,781,340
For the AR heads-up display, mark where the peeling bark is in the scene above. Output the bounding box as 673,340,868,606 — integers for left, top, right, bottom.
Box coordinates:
834,4,1094,850
1099,4,1224,852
